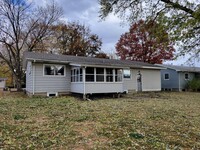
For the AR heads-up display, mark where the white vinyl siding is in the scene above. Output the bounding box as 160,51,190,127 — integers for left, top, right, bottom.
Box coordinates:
33,63,71,93
123,69,161,92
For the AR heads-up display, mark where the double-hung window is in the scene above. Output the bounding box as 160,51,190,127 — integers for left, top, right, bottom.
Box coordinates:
185,73,189,80
123,69,131,79
164,73,169,80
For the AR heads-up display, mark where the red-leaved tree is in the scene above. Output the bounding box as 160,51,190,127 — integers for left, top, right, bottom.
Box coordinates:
116,20,175,64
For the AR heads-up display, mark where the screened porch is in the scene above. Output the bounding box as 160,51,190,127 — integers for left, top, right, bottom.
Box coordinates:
70,66,124,95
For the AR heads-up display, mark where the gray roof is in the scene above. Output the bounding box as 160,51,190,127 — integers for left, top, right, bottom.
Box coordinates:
157,64,200,72
0,78,7,81
23,51,164,69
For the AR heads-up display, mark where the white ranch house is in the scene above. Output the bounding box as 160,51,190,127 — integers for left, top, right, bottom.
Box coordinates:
23,52,163,98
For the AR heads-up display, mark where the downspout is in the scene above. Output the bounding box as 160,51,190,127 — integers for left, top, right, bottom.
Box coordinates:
178,72,181,91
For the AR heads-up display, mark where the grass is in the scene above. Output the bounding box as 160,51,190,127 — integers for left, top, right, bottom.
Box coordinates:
0,92,200,149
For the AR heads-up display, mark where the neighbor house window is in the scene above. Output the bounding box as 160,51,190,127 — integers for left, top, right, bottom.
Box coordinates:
44,65,65,76
96,68,104,82
123,69,131,79
185,73,189,80
86,67,94,82
71,68,82,82
115,69,122,82
164,73,169,80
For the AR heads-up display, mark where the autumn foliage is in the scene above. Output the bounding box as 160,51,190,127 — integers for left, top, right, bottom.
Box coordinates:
116,20,175,64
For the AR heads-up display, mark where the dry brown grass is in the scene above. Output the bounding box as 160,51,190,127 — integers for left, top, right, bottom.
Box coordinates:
0,92,200,149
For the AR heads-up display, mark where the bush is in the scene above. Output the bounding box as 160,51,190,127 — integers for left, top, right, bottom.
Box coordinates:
187,78,200,91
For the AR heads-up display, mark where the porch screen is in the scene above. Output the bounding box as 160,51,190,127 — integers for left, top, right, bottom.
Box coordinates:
71,68,82,82
106,68,113,82
86,67,94,82
96,68,104,82
115,69,122,82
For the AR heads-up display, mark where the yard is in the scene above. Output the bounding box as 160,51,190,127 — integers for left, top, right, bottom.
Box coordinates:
0,92,200,149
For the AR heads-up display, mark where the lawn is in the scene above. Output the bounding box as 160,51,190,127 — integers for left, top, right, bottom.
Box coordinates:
0,92,200,149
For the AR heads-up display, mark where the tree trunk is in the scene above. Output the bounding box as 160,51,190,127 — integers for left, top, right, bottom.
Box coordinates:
13,68,24,91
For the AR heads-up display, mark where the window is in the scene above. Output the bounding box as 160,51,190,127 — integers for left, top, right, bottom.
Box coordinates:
86,67,94,82
71,68,82,82
96,68,104,82
164,73,169,80
106,68,113,82
123,69,131,79
115,69,122,82
185,73,189,80
44,65,65,76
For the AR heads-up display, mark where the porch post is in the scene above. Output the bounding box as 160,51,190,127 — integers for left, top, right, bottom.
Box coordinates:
83,67,86,99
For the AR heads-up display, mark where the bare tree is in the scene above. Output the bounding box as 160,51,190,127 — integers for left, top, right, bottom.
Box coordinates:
49,22,102,56
0,0,62,90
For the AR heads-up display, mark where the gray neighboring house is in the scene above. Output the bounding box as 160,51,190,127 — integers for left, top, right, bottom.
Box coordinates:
158,64,200,91
23,52,164,97
0,78,7,90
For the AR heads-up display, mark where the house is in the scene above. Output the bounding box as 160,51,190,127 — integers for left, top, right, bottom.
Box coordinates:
23,52,164,98
0,78,7,90
158,64,200,91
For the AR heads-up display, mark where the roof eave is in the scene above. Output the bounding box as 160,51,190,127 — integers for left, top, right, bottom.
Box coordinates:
26,58,70,64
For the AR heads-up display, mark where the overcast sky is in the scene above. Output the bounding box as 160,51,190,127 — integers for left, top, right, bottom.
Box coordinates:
31,0,198,66
32,0,129,54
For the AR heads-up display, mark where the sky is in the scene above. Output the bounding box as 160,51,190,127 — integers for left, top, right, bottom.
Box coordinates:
31,0,129,54
30,0,199,66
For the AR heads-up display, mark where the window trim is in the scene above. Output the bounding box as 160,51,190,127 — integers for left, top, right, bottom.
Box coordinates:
164,73,170,80
43,64,66,77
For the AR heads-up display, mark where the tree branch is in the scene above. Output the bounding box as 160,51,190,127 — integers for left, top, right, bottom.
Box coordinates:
161,0,194,17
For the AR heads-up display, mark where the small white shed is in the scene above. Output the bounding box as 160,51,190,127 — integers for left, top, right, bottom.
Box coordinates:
0,78,7,90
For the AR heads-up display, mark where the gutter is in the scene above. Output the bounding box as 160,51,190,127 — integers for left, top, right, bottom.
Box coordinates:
26,58,70,64
70,63,130,69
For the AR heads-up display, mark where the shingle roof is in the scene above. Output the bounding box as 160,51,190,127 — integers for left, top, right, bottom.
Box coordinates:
0,78,7,81
157,64,200,72
23,51,163,69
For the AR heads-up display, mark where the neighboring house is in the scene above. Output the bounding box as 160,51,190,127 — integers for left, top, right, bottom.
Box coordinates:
0,78,7,90
23,52,164,97
158,64,200,91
